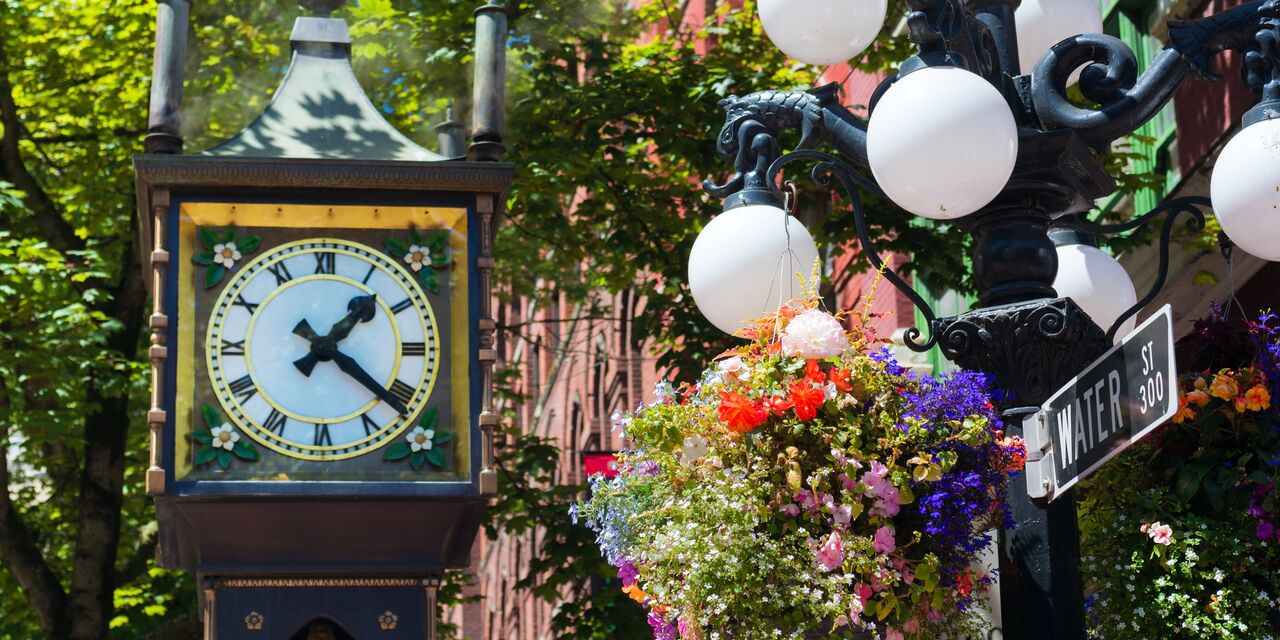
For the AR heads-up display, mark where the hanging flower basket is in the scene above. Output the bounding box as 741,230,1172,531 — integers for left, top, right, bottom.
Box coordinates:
575,304,1025,639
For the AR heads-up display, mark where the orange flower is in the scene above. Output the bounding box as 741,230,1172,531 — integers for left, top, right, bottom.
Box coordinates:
1185,389,1210,408
805,359,826,384
788,380,827,422
1171,395,1196,424
718,390,767,433
829,368,854,393
1234,396,1248,413
1244,384,1272,411
622,584,649,604
1210,373,1240,401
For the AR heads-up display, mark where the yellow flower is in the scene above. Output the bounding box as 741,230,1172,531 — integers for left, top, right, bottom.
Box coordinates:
1185,389,1210,408
1209,374,1240,401
1244,384,1271,411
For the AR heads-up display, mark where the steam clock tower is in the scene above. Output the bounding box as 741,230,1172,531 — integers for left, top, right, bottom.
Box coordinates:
134,1,511,637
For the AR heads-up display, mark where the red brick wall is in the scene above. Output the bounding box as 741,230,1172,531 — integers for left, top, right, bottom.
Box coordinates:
1173,0,1254,174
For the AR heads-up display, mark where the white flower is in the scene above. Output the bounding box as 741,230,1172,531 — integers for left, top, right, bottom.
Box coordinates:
681,435,709,464
717,356,751,383
403,244,430,272
406,426,435,452
780,310,849,359
212,243,241,268
211,423,239,450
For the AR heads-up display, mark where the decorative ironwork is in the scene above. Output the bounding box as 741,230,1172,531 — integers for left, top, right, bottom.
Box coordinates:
378,611,399,631
244,611,264,631
1065,196,1212,341
937,298,1111,407
764,150,941,352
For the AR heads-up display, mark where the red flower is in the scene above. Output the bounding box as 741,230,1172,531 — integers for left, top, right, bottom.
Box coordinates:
805,359,826,384
829,368,854,393
766,394,794,416
788,381,826,422
955,570,975,599
719,390,768,433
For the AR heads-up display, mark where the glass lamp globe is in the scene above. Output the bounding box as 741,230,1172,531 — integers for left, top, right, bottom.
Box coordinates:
1211,117,1280,261
758,0,887,66
688,203,821,335
1014,0,1103,81
867,66,1019,220
1053,242,1137,341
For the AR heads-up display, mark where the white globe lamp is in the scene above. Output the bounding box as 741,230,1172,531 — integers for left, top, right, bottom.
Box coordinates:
1052,239,1137,340
1014,0,1104,81
688,203,821,335
1210,117,1280,261
758,0,887,66
867,66,1019,220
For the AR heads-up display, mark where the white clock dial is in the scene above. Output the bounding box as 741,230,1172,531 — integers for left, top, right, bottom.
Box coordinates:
206,238,439,460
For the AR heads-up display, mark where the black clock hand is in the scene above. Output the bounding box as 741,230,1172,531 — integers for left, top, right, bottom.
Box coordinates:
293,295,378,376
329,350,409,415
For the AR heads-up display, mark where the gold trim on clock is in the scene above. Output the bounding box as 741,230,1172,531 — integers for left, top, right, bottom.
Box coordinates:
204,238,440,460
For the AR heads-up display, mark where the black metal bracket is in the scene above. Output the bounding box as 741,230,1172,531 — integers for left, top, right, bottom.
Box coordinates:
764,149,941,352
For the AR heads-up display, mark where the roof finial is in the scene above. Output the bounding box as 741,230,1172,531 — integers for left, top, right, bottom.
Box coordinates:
299,0,345,17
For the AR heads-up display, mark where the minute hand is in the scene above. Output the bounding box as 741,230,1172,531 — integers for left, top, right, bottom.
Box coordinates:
329,350,408,415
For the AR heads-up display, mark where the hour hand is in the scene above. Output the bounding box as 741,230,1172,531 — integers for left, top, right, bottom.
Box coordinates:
330,350,409,415
293,319,319,342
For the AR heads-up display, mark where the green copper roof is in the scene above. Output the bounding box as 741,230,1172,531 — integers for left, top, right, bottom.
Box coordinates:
203,17,447,162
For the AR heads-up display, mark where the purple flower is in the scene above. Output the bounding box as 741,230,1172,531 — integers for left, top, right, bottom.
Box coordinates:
616,559,639,587
648,612,678,640
1258,520,1276,540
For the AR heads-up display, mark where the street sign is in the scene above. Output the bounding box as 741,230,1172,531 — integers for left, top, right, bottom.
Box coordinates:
1024,305,1178,501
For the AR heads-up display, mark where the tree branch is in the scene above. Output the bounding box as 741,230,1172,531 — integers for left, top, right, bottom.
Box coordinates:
0,47,80,252
0,385,69,635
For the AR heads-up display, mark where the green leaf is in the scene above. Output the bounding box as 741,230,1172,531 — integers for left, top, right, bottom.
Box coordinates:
427,229,448,251
426,447,446,469
233,440,259,461
202,404,222,430
421,267,439,294
192,252,215,266
410,450,426,471
190,430,213,445
216,449,232,469
198,227,219,250
433,431,452,444
409,227,422,245
236,236,262,254
194,446,218,466
385,236,410,257
221,224,236,243
430,254,452,268
420,405,438,429
1175,459,1214,502
204,264,226,288
383,441,412,461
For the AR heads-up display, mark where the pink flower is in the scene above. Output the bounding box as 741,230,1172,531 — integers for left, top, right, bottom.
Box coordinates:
885,628,905,640
781,310,849,359
870,459,889,477
1148,522,1174,545
902,619,920,633
873,526,896,554
1139,523,1149,533
848,590,866,623
780,503,801,517
815,532,845,572
795,491,817,511
831,503,853,527
717,356,750,382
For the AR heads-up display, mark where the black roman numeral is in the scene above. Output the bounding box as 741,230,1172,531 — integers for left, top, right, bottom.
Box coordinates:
361,413,379,436
228,375,256,402
232,295,259,314
401,342,426,356
314,252,335,275
266,261,294,285
389,380,416,406
361,264,376,285
220,338,245,356
390,298,413,314
263,408,287,436
313,424,333,447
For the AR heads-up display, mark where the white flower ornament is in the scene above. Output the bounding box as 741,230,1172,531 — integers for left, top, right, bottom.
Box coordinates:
404,244,430,272
406,426,435,452
212,242,242,268
211,423,239,450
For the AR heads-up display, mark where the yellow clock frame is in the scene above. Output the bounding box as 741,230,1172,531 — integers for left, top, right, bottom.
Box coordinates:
172,202,472,480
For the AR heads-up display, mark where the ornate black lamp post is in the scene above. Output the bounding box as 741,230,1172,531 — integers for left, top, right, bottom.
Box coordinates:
699,1,1280,638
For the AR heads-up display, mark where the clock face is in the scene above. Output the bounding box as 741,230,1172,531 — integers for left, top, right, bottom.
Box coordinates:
205,238,439,460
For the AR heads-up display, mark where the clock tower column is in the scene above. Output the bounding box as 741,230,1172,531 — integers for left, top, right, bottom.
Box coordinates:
136,2,511,637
